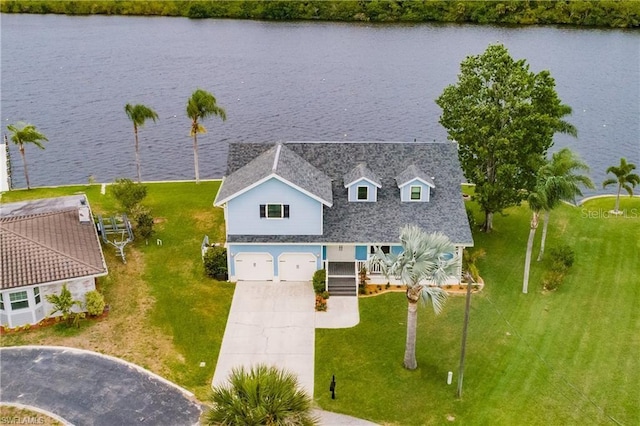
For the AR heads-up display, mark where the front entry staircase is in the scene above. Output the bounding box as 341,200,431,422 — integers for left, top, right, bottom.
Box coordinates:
327,262,357,296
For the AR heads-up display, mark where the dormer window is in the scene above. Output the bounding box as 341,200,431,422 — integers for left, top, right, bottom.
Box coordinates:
357,186,369,200
396,165,435,203
410,186,422,201
344,163,382,203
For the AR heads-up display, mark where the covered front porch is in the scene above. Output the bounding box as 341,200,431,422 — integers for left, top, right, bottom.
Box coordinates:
322,244,466,296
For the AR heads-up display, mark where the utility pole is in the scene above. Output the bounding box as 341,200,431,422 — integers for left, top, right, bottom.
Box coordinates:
457,272,473,398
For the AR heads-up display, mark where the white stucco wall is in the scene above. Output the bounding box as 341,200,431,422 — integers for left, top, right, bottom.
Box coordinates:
0,277,96,328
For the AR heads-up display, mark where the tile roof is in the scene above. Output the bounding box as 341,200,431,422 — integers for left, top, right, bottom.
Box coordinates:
223,141,474,246
214,143,332,206
0,195,107,290
343,163,382,188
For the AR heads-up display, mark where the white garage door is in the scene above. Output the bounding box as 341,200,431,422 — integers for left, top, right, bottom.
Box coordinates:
279,253,317,281
235,253,274,281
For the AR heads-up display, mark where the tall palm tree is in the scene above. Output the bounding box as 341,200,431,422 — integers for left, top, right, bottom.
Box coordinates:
602,157,640,213
522,189,547,294
369,225,459,370
205,364,317,426
536,148,594,261
6,121,47,190
186,89,226,184
124,103,158,183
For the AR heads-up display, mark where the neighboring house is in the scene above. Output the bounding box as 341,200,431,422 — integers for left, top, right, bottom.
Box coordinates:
0,195,108,328
214,141,473,295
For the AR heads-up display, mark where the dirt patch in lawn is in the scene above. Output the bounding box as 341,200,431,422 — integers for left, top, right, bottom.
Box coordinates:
0,248,182,379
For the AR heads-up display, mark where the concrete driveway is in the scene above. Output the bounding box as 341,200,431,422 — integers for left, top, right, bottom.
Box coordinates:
212,281,316,396
0,346,202,425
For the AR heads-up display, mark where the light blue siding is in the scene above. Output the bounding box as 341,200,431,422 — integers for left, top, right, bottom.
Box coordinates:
399,179,431,202
229,244,322,276
347,179,378,202
226,178,322,235
355,245,368,260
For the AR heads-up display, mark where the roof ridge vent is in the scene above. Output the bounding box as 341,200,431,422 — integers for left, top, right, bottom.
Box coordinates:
272,143,282,172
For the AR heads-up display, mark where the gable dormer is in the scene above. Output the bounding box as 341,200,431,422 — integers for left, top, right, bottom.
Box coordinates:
395,164,435,202
344,163,382,202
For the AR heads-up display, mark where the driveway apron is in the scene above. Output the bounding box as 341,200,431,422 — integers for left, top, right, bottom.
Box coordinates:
0,346,202,425
212,281,315,396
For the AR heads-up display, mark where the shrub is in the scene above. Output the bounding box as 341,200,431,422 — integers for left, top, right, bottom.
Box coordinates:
465,204,477,229
203,246,228,278
85,290,106,316
543,269,565,291
550,245,575,270
205,364,316,426
111,178,147,213
312,269,326,294
463,248,486,282
131,205,154,241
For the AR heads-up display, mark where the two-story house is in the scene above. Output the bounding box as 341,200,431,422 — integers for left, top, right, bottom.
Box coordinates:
214,141,473,295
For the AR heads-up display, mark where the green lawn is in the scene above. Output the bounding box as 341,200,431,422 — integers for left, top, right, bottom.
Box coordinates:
315,196,640,425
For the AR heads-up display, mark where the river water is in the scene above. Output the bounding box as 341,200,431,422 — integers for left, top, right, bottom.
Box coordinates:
1,14,638,195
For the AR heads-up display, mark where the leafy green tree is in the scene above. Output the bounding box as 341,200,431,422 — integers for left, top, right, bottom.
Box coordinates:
111,178,148,213
6,121,48,190
602,157,640,213
536,148,594,260
124,103,158,183
205,364,317,426
186,89,226,184
46,283,83,327
370,225,458,370
436,43,576,232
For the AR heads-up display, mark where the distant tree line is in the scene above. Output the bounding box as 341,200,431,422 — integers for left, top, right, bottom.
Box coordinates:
2,0,639,28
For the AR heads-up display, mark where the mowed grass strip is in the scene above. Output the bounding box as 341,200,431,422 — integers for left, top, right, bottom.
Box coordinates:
315,197,639,425
0,182,234,400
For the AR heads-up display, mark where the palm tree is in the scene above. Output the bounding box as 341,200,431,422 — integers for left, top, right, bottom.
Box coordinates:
536,148,594,261
124,103,158,183
186,89,226,184
369,225,459,370
6,121,48,190
602,157,640,214
522,189,547,294
204,364,317,426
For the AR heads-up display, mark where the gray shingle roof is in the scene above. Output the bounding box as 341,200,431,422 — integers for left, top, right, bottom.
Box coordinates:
396,164,435,188
343,163,382,188
0,195,108,290
215,143,332,206
223,142,473,246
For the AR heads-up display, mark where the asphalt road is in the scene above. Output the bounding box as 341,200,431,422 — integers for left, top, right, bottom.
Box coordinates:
0,346,202,426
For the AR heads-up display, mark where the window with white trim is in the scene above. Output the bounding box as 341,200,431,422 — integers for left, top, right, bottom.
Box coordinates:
34,287,41,304
357,186,368,200
370,245,390,255
9,291,29,310
0,293,4,311
410,186,422,200
260,204,290,219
